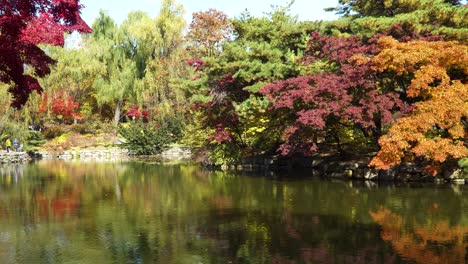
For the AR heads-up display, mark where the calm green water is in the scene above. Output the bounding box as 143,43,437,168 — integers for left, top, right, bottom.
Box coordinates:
0,161,467,264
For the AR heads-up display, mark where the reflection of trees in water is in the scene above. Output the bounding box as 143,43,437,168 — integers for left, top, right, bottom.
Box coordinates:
0,163,26,183
1,161,467,263
370,208,468,264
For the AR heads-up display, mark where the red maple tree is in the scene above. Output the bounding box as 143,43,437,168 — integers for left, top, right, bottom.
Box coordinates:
126,105,149,122
0,0,91,108
261,32,407,155
51,97,81,122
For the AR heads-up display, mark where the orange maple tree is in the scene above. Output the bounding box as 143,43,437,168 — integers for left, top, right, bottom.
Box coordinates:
368,37,468,173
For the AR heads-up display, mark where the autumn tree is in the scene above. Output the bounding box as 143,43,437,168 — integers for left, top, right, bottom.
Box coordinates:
369,37,468,173
186,6,318,164
186,9,232,57
261,32,406,156
0,0,91,108
36,44,101,124
139,0,190,119
49,92,82,124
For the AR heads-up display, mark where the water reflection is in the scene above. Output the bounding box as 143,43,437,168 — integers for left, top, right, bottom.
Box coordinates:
371,208,468,264
0,161,466,263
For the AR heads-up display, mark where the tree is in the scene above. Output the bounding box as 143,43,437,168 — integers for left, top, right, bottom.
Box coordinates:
261,32,406,156
90,0,189,127
186,9,232,57
0,0,91,108
139,0,190,119
369,37,468,174
328,0,464,17
323,0,468,40
49,92,82,124
187,6,317,163
37,44,101,124
118,121,172,155
126,105,149,122
89,10,137,126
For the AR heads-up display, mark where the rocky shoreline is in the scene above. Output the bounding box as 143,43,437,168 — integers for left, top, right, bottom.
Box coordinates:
1,148,466,183
0,152,30,163
0,147,193,163
36,149,130,161
216,155,468,184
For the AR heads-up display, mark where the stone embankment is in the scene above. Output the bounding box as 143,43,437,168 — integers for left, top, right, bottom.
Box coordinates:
0,152,30,163
160,147,192,160
218,155,468,184
5,147,193,162
36,149,130,161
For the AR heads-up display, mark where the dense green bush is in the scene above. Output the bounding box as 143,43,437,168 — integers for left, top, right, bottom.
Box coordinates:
24,130,46,152
209,143,243,166
459,158,468,173
118,117,183,155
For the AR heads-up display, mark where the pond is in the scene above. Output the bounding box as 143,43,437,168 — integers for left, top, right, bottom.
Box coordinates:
0,160,467,264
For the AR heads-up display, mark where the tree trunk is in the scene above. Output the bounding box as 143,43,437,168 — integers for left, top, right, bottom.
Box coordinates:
114,100,122,126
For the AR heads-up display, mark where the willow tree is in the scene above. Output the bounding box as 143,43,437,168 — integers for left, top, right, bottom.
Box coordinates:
89,11,138,126
140,0,189,119
89,0,189,126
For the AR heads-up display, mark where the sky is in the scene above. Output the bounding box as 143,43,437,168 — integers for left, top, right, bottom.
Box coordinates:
79,0,341,26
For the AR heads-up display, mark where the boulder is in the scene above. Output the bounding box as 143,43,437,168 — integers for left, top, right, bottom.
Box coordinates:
364,169,378,180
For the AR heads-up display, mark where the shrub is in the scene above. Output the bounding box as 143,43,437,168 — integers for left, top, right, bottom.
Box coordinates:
160,115,185,141
24,130,46,152
209,142,243,166
42,125,66,139
459,158,468,173
118,121,172,155
70,123,91,134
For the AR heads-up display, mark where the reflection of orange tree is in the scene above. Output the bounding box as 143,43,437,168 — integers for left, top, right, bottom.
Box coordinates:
370,208,468,264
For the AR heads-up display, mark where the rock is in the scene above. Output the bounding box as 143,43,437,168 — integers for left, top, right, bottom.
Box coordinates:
434,178,445,184
243,164,254,171
311,159,323,167
311,169,321,177
364,169,378,180
378,169,396,181
353,168,365,179
0,152,30,163
264,158,274,166
444,169,465,180
344,169,353,178
396,173,415,182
